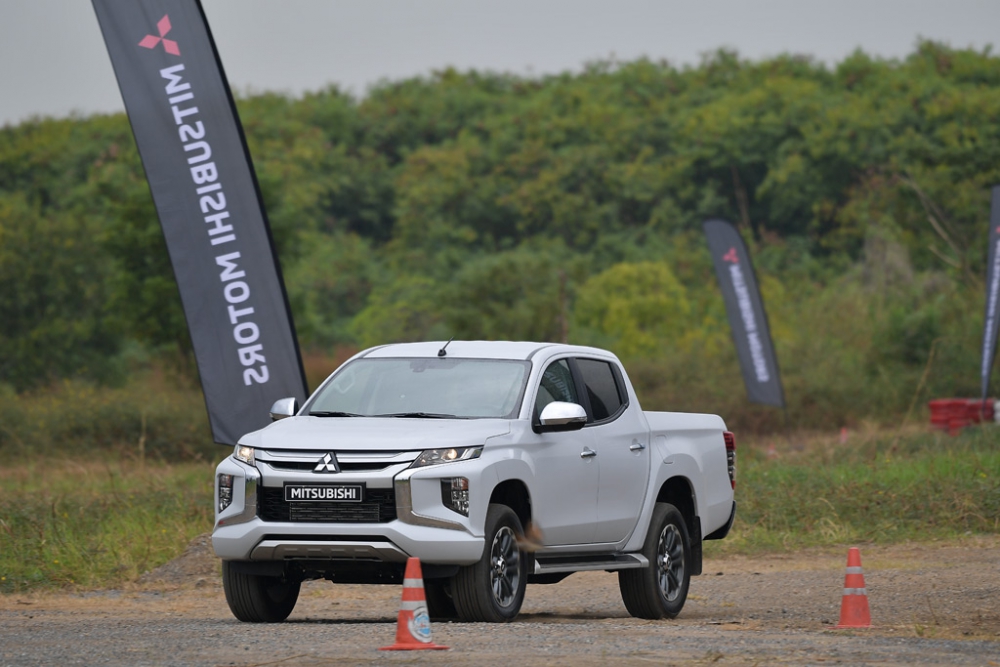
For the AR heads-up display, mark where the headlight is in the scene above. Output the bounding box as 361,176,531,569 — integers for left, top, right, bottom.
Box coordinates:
234,445,255,466
410,447,482,468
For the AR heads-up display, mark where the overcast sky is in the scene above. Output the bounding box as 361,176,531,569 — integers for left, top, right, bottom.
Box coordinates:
2,0,999,128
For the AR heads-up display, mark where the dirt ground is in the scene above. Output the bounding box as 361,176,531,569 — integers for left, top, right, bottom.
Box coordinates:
1,534,998,666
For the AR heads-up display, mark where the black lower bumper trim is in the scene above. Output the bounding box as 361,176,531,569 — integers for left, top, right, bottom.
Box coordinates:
704,501,736,541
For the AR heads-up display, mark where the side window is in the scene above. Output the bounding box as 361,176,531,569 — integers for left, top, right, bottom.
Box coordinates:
576,358,624,421
535,359,579,416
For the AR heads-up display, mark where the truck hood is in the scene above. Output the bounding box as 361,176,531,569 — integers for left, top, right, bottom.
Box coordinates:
238,416,512,452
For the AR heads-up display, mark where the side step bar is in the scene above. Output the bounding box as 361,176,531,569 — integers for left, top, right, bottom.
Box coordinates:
533,553,648,575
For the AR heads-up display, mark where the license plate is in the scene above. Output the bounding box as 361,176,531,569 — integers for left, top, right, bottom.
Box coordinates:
284,484,364,502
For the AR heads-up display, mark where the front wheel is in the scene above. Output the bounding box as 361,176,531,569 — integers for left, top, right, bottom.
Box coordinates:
222,561,301,622
618,502,691,619
424,578,458,620
452,503,527,622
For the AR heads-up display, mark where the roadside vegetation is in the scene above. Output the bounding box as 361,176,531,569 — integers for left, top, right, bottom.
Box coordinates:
0,458,214,593
1,419,996,594
4,41,1000,435
2,42,1000,593
708,425,1000,556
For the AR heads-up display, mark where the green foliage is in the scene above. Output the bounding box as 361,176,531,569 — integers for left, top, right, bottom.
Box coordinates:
8,47,1000,595
2,426,995,593
350,275,448,347
574,262,692,358
0,460,214,592
0,373,216,461
707,427,1000,555
443,242,580,342
0,193,122,390
4,43,1000,434
285,231,379,347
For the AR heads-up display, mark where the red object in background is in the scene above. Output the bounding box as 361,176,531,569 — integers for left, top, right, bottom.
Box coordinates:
965,398,994,423
928,398,994,435
928,399,958,431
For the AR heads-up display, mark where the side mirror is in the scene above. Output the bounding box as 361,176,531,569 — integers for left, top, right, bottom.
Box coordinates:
269,397,299,421
536,401,587,433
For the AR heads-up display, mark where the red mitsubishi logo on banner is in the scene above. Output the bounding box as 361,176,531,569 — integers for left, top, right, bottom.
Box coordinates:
138,15,180,55
722,247,739,264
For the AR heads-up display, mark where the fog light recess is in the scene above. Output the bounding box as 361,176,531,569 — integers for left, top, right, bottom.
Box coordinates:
441,477,470,516
218,473,234,512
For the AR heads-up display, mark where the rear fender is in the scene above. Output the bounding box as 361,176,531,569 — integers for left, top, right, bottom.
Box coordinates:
623,443,703,554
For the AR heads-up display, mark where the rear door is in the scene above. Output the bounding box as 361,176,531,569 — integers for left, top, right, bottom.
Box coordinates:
574,358,650,544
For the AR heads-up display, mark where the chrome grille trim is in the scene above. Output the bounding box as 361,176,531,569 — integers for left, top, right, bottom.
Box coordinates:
256,449,421,472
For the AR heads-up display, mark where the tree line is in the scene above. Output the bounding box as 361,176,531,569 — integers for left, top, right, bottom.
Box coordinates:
2,41,999,430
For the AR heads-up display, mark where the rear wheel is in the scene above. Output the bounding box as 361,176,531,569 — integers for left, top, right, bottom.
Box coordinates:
452,504,527,622
222,561,300,622
618,502,691,619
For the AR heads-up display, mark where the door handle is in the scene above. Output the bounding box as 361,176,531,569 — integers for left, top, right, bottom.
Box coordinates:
630,440,646,451
580,448,597,458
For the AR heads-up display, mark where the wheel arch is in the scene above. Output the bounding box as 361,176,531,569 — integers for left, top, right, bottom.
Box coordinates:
656,476,695,520
655,476,702,576
489,478,532,528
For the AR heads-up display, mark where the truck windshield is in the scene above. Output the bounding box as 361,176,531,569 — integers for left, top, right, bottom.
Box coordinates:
305,358,531,419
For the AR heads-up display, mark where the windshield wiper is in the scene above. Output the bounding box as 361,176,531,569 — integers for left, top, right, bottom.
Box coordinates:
374,412,457,419
309,411,363,417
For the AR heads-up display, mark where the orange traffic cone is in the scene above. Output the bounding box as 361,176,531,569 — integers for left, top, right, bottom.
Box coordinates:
834,547,871,628
379,557,449,651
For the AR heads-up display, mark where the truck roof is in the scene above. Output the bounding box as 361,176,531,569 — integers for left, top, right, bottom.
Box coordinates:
360,340,617,362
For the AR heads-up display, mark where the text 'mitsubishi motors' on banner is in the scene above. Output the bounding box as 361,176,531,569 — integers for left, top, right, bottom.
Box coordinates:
92,0,307,444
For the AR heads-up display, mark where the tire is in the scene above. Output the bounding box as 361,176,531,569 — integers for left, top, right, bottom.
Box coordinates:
222,561,301,622
424,578,458,620
452,503,527,622
618,502,691,620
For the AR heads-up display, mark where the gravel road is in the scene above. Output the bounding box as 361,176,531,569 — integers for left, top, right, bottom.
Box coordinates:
2,535,998,666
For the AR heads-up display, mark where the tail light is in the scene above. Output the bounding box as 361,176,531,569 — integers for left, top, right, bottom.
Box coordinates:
723,431,736,490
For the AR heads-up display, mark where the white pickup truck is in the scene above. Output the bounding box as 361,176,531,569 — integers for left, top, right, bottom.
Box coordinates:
212,341,736,623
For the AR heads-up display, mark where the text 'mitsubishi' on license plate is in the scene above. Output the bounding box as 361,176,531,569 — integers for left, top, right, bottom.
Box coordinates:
284,484,364,502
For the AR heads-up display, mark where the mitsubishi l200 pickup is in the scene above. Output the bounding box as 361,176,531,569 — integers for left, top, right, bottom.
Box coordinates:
212,341,736,622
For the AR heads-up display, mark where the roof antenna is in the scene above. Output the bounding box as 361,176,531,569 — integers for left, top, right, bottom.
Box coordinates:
438,337,454,357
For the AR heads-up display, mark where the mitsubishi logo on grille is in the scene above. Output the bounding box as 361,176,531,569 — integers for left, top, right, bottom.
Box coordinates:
138,15,180,56
314,453,341,473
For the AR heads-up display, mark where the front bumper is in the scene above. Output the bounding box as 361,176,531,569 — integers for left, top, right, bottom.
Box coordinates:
211,453,486,565
212,518,484,564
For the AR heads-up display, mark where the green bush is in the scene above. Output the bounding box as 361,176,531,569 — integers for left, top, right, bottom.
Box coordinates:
0,461,214,592
0,373,218,462
707,427,1000,555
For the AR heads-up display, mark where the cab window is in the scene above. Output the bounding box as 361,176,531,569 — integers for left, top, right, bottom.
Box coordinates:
576,358,624,421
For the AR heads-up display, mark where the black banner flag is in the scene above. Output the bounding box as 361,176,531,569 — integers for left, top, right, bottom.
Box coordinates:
704,219,785,408
92,0,307,444
980,187,1000,403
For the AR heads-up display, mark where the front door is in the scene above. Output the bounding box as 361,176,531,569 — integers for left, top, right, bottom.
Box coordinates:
526,358,598,546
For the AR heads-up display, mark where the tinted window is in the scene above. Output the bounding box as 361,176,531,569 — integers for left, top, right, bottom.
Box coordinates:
535,359,579,415
576,359,623,421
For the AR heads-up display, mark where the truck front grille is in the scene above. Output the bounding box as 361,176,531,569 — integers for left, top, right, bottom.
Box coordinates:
258,487,396,523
